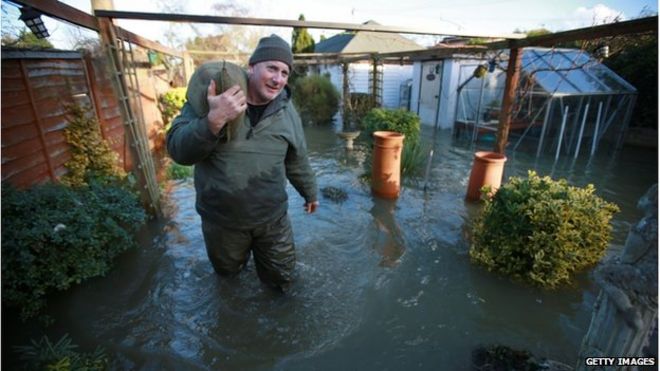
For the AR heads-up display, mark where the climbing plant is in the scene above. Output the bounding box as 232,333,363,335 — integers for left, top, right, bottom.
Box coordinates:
61,103,125,187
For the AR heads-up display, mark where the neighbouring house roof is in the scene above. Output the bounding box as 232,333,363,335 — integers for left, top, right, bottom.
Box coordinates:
315,20,423,54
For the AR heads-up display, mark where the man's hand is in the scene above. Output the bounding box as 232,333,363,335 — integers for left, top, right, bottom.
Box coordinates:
206,81,247,135
304,201,319,214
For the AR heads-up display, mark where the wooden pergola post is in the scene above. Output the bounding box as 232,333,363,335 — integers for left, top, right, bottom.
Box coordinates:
370,55,379,107
342,62,350,127
494,46,523,154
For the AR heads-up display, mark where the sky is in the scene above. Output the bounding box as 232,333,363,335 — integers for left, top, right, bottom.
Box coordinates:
2,0,658,49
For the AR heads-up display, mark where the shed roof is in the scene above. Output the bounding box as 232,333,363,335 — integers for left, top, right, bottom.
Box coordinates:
315,20,423,54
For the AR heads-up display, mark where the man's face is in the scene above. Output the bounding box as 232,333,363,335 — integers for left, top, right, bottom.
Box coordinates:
248,61,290,105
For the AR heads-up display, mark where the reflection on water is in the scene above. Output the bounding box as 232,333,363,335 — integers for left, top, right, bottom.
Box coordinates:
370,197,405,267
24,125,656,370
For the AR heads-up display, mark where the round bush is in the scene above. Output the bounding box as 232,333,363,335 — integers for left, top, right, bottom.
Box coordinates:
292,75,340,125
469,171,619,288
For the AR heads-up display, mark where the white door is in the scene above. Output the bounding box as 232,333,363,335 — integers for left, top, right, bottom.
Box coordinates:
417,61,443,127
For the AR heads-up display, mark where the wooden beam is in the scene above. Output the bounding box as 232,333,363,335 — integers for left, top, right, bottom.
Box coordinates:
376,46,488,60
10,0,99,31
10,0,182,57
487,16,658,49
113,27,182,57
494,47,522,154
94,9,527,39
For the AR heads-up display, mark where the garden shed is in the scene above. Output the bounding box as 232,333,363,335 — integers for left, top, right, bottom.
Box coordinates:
411,47,638,158
409,46,487,129
312,21,423,108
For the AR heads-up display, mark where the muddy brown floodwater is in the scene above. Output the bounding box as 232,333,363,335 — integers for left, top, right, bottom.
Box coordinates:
8,124,656,370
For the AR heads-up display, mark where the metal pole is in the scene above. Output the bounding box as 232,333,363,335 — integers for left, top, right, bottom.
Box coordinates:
472,75,487,143
555,105,569,161
574,103,590,159
416,64,424,115
425,64,444,192
536,97,553,157
615,95,636,150
513,97,549,151
590,102,603,157
567,96,584,155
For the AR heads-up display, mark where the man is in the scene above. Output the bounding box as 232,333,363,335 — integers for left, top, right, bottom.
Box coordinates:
167,34,318,291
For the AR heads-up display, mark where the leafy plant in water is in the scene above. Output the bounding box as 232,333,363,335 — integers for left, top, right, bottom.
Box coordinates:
400,140,428,178
1,180,146,323
472,344,543,371
469,171,619,288
360,108,425,178
61,103,125,187
360,108,421,146
292,74,340,125
14,334,108,371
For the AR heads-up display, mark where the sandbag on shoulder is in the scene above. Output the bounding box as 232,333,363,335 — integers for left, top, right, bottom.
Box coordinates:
186,60,248,141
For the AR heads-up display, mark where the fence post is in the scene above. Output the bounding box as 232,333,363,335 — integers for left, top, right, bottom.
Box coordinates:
576,184,658,369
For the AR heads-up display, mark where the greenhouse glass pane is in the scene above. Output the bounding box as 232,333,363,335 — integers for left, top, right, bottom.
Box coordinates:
540,51,575,70
534,71,579,93
585,64,636,92
563,69,604,93
561,50,590,65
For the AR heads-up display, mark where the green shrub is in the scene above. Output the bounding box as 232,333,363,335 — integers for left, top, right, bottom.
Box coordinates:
61,103,125,187
360,108,425,178
400,140,428,177
1,180,146,322
158,87,187,130
292,75,340,125
14,334,108,371
167,162,193,180
470,171,619,288
360,108,421,146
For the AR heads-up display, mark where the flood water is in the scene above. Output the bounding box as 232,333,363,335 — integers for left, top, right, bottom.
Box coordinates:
13,125,657,370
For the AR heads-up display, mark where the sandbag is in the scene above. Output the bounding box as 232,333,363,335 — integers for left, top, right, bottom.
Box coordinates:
186,60,248,141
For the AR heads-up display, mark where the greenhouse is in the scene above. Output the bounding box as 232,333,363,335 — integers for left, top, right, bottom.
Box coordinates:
454,47,638,158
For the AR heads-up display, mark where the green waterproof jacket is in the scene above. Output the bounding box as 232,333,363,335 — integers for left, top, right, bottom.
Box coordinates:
166,86,318,230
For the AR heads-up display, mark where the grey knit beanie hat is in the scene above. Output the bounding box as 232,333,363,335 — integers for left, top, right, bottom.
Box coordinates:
249,34,293,70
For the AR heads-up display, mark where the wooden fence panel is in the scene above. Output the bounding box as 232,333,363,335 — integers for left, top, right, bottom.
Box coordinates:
2,49,167,189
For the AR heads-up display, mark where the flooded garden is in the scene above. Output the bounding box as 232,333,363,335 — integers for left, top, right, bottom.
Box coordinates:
5,123,655,370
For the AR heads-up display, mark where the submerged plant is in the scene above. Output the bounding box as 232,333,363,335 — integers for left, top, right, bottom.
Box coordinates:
360,108,425,179
470,171,619,288
1,180,145,322
360,108,421,146
14,334,108,371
